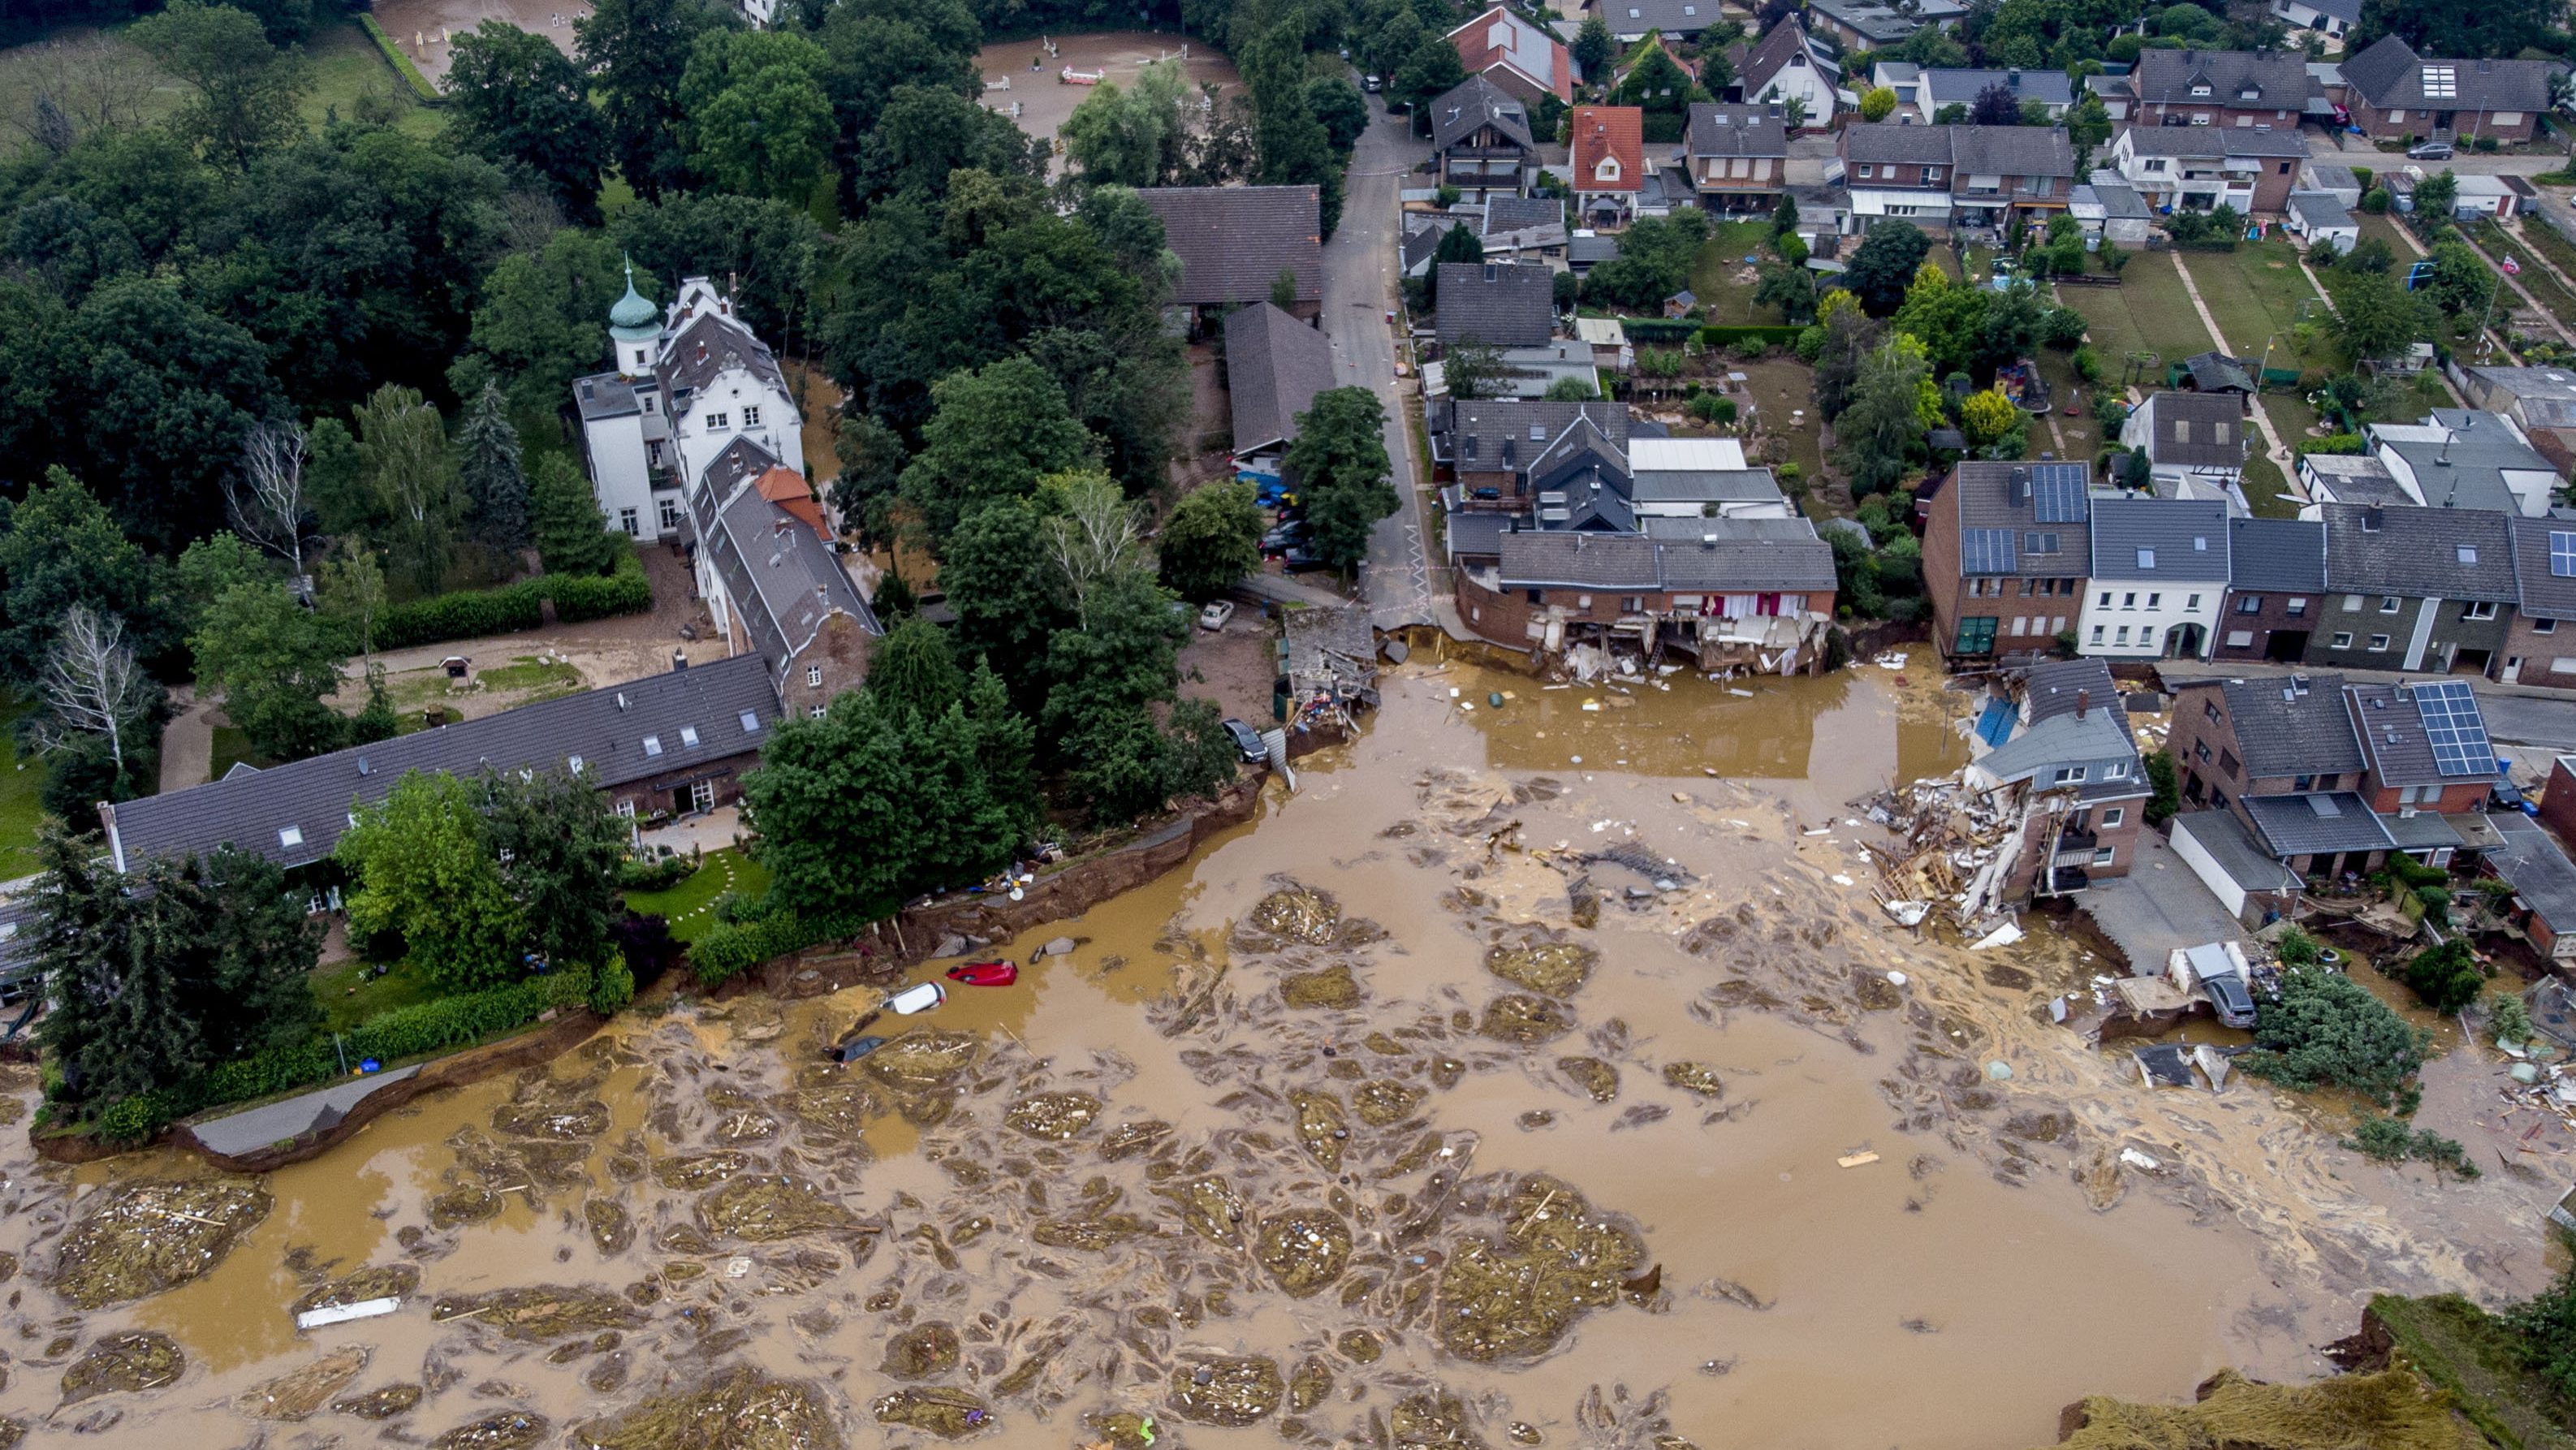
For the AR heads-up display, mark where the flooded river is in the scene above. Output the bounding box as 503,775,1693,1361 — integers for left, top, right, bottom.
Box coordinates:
0,659,2557,1447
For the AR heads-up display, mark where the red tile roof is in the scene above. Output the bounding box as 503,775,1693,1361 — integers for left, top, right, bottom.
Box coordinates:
754,465,830,539
1572,106,1644,193
1448,5,1575,102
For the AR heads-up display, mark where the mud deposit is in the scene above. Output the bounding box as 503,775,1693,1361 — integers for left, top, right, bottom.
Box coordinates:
0,666,2550,1447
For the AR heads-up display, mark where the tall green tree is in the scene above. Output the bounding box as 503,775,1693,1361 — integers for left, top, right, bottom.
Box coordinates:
452,227,630,416
1307,76,1370,154
900,357,1094,540
128,0,311,171
1159,481,1263,600
484,768,628,970
869,615,966,719
1392,32,1468,113
679,29,835,203
1062,63,1193,187
532,452,621,576
615,192,822,344
455,382,533,554
2336,270,2431,363
66,276,282,551
189,575,348,764
1836,334,1935,497
938,498,1071,714
575,0,723,201
1042,564,1186,749
1571,14,1613,79
353,384,457,595
1284,386,1396,572
0,468,170,689
1841,221,1931,317
340,770,524,990
443,21,610,222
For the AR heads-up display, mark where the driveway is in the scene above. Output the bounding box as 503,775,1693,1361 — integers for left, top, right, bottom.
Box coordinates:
1329,99,1437,629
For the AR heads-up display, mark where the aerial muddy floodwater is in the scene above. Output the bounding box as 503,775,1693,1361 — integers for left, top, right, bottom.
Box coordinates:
0,660,2559,1447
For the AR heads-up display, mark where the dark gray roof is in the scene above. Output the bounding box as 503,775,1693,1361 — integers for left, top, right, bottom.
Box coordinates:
2318,502,2518,602
1628,468,1783,504
1568,235,1618,265
2227,517,2326,593
1805,0,1948,44
1430,75,1536,153
1921,68,2073,106
1436,261,1556,347
1843,122,1955,166
2133,48,2315,110
103,653,779,872
1738,16,1828,95
1484,196,1561,235
2243,789,2397,857
1403,217,1466,274
1642,514,1818,541
1496,527,1833,591
1948,124,2076,179
2376,409,2557,516
2301,452,2408,507
2491,811,2576,932
2288,192,2355,230
2137,391,2250,468
1223,303,1337,454
1686,102,1789,159
2091,498,2229,580
2511,515,2576,619
1443,398,1630,471
1602,0,1720,33
2344,680,2489,788
2201,673,2367,779
573,372,642,421
2173,810,2303,891
1952,462,2092,577
2182,352,2257,394
662,312,786,404
2340,35,2558,115
1140,187,1324,307
2025,658,2121,725
1446,511,1509,559
2116,126,2311,160
689,441,882,689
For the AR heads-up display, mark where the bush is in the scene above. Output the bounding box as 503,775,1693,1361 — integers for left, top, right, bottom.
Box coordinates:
357,13,442,103
2295,433,2365,456
2490,990,2535,1046
1695,323,1804,348
2142,749,2179,825
1690,394,1737,425
2362,187,2392,214
587,952,636,1014
546,548,652,624
373,550,654,650
2245,965,2431,1105
2345,1113,2479,1177
2274,925,2322,968
2072,345,2101,382
2398,939,2483,1013
619,854,698,891
688,908,866,986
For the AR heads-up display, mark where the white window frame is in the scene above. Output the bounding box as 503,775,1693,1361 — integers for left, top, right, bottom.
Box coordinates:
806,664,824,688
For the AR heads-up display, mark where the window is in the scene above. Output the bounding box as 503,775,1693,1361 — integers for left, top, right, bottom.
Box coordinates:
2137,548,2156,569
2053,766,2088,783
619,507,640,535
658,497,681,531
2116,626,2130,645
1858,163,1875,179
2343,594,2363,611
2218,749,2240,778
809,706,827,719
2539,618,2560,634
642,734,663,757
2098,590,2112,606
2236,594,2263,614
1620,596,1644,613
705,411,730,429
2011,616,2029,635
2380,595,2401,614
2147,593,2161,609
2552,531,2576,576
2332,632,2353,648
2091,624,2105,644
1956,616,1999,653
2194,740,2212,763
2092,847,2117,866
2123,592,2138,608
278,825,304,848
616,799,636,819
2186,594,2200,611
2204,701,2222,723
2465,601,2498,620
2105,762,2129,780
2315,773,2338,791
806,664,823,688
2101,807,2125,828
2225,630,2254,647
740,710,762,732
741,405,762,428
2454,544,2478,565
2286,597,2307,615
679,726,699,748
2367,633,2390,651
569,754,585,774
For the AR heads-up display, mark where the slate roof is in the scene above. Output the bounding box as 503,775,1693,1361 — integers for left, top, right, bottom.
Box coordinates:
2288,191,2357,231
2490,811,2576,935
662,311,787,403
2117,126,2311,159
1429,75,1536,153
2510,515,2576,619
2182,352,2257,393
2137,391,2250,468
1952,461,2094,577
1948,124,2077,179
2024,657,2121,726
1739,16,1829,95
102,653,779,872
1685,101,1789,158
1600,0,1719,35
1402,217,1468,274
1443,399,1630,471
2374,410,2559,515
2192,674,2366,779
2340,35,2558,115
1572,106,1645,194
2133,48,2315,110
2173,810,2303,892
2300,451,2407,506
1495,527,1833,590
2345,680,2485,788
1922,68,2074,107
1629,468,1784,504
1485,196,1562,236
1139,187,1324,307
1843,122,1957,166
2243,789,2397,857
2090,497,2230,581
2083,170,2152,219
1806,0,1954,45
2227,517,2327,593
1975,709,2135,786
691,440,882,691
1436,261,1557,347
1446,511,1511,559
2318,502,2519,601
573,373,642,422
1224,303,1337,455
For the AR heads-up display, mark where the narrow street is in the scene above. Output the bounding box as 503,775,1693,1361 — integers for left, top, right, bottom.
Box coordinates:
1327,100,1437,629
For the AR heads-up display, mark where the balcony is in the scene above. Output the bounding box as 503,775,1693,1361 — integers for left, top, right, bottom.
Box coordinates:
2044,865,2092,895
2057,824,2099,854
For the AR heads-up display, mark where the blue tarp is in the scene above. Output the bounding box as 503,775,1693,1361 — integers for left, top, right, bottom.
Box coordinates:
1976,697,2017,748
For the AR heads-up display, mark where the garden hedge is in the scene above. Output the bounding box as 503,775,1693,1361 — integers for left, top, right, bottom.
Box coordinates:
94,965,598,1142
690,908,865,987
1619,317,1702,343
356,14,443,105
1697,324,1804,347
373,551,652,651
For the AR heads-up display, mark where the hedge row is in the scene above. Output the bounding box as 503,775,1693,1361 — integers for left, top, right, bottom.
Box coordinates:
356,14,442,105
375,551,650,651
1698,324,1804,347
96,965,599,1142
2294,434,2365,457
1619,317,1702,343
691,908,865,987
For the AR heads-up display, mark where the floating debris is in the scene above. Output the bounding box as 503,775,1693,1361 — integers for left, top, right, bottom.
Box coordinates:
1004,1092,1103,1141
1168,1356,1285,1426
873,1386,994,1439
1254,1207,1353,1296
60,1331,184,1403
238,1347,369,1421
50,1179,270,1309
576,1368,843,1449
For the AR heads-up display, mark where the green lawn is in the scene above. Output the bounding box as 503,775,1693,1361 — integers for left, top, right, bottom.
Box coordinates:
473,655,585,698
2241,455,2302,519
2055,254,2216,385
0,698,45,881
2174,240,2332,370
623,848,771,943
1688,220,1793,325
2474,220,2576,338
311,958,443,1034
207,723,263,783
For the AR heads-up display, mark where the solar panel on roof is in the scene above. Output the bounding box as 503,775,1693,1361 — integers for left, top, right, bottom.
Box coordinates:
1961,527,2018,575
2029,464,2088,524
2413,680,2496,778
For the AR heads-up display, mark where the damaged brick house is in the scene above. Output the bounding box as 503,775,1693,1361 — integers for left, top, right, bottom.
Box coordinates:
1957,658,2150,908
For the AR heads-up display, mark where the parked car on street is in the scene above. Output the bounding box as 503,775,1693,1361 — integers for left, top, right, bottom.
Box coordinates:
1197,600,1236,631
1361,74,1382,92
1223,718,1266,761
1262,521,1307,550
2407,140,2454,160
1277,545,1328,572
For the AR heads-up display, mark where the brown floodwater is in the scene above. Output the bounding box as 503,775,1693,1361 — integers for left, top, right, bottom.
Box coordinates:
0,662,2557,1448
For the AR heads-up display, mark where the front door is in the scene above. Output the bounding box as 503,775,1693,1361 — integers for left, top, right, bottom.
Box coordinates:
2505,655,2524,684
2263,628,2309,662
690,779,717,813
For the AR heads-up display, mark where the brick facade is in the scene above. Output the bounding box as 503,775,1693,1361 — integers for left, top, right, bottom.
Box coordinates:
2209,588,2321,662
1456,570,1834,645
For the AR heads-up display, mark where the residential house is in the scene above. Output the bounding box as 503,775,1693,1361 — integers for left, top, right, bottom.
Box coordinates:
1681,102,1789,213
1961,658,2150,900
1140,186,1324,327
1478,195,1571,263
1456,526,1837,667
1803,0,1965,52
2362,410,2563,516
2119,391,2250,506
1592,0,1721,43
2543,753,2576,847
2083,72,2133,121
1572,106,1646,230
2212,516,2327,663
2128,48,2315,128
1435,397,1632,506
2070,170,2154,248
1922,460,2093,662
2450,173,2536,221
1448,6,1576,109
1432,339,1602,399
1223,302,1336,484
2283,190,2360,251
2108,127,2309,216
1904,67,2075,125
2078,497,2230,659
1837,123,2074,234
2502,515,2576,684
1734,17,1839,127
687,441,881,717
1400,215,1471,278
577,270,800,545
2296,451,2408,507
2272,0,2359,40
2456,366,2576,442
2488,811,2576,964
1429,76,1538,202
2308,502,2518,674
2170,809,2306,924
2339,34,2560,143
2301,160,2362,207
101,652,783,873
1573,316,1633,374
1434,261,1557,350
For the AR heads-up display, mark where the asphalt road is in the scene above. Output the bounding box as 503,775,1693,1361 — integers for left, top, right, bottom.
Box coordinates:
1327,99,1436,629
2479,693,2576,753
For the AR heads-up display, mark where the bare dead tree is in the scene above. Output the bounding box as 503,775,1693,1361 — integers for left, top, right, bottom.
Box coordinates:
4,34,156,153
31,606,150,781
1046,473,1144,621
230,419,310,578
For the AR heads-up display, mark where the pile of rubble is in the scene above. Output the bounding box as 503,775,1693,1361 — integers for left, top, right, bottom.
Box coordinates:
1853,774,2030,930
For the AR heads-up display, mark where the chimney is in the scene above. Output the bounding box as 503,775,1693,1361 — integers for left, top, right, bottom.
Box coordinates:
2075,688,2090,719
671,650,688,671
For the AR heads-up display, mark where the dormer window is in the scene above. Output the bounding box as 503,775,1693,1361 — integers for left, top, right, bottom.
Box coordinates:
1595,157,1620,181
2190,84,2210,97
278,826,304,848
643,735,663,757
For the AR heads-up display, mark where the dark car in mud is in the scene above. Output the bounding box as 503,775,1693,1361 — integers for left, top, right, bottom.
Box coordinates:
1223,718,1267,762
2200,972,2257,1029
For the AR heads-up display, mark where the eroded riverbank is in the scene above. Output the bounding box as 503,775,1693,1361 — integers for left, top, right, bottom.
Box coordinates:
0,662,2556,1447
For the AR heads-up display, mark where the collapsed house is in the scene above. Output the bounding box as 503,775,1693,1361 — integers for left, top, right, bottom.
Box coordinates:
1283,606,1382,742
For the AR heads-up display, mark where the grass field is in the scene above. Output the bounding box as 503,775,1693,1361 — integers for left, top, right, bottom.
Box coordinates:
624,847,771,943
2367,1293,2576,1450
2054,253,2216,385
0,699,45,881
2174,240,2332,369
311,958,443,1033
1688,220,1791,325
